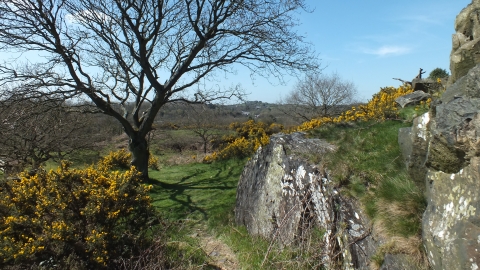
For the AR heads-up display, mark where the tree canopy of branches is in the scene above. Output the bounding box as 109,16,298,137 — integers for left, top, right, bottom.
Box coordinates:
0,0,317,179
0,96,104,175
281,72,357,122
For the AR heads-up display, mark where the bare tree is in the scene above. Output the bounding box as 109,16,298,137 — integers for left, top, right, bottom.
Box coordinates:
0,0,317,179
184,104,226,154
281,72,357,122
0,95,105,175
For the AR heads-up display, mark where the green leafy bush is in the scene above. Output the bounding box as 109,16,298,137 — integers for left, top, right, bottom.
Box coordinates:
428,68,449,79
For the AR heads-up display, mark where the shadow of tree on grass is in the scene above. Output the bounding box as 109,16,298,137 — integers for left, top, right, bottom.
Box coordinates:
147,160,245,222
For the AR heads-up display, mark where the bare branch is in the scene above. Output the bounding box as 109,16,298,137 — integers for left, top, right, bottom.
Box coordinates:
0,0,318,179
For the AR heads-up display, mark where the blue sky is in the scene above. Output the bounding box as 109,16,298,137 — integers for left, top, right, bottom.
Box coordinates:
238,0,472,103
0,1,472,104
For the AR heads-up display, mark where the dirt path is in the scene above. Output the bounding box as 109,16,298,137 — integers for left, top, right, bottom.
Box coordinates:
193,226,240,270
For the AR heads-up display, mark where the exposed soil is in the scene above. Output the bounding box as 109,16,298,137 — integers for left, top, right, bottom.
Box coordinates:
193,226,240,270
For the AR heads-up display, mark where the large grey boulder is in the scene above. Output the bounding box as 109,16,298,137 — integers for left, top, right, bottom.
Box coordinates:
449,0,480,85
235,132,402,269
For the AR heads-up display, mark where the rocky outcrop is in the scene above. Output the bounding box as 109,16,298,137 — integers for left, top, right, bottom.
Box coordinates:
236,132,383,269
411,78,442,93
449,0,480,85
399,64,480,269
423,65,480,270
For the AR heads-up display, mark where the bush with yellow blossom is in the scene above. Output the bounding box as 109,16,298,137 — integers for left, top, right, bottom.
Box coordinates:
204,120,283,162
0,160,156,268
206,85,418,161
99,148,160,170
295,85,414,131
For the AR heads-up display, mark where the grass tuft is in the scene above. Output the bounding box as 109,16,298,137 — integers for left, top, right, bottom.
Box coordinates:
309,120,428,268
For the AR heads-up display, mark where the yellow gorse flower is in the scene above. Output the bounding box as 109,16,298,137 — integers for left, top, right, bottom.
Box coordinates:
206,85,418,161
0,159,154,266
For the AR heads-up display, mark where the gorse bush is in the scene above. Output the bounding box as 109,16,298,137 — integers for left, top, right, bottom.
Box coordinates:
296,85,414,131
208,85,415,160
0,161,156,268
99,148,160,170
204,120,282,161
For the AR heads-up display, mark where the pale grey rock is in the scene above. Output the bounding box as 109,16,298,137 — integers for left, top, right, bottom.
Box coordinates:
398,112,430,185
235,132,380,269
405,53,480,270
449,0,480,85
395,91,431,108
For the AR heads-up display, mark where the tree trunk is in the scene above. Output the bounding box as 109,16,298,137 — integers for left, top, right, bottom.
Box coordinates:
128,134,149,181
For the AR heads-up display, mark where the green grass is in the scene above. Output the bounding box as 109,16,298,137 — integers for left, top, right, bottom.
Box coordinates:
148,158,326,269
310,120,411,185
309,119,427,266
148,158,245,225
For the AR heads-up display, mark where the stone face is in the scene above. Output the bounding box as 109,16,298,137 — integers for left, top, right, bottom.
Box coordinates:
411,78,442,94
235,132,379,269
395,90,431,108
449,0,480,85
398,112,430,185
234,132,335,247
422,159,480,270
413,64,480,269
426,65,480,174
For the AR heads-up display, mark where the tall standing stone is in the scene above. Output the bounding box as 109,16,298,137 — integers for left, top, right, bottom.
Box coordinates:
449,0,480,85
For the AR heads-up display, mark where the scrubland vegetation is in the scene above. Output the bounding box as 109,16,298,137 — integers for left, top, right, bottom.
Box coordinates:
0,83,437,269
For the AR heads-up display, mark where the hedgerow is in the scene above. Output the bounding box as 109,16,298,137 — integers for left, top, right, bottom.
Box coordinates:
206,85,427,161
0,161,156,268
295,85,415,131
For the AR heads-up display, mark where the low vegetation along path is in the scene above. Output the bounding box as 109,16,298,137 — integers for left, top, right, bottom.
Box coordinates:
148,159,245,269
194,224,240,269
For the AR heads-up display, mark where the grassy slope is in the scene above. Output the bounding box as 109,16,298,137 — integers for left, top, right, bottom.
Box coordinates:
147,118,428,269
309,120,427,268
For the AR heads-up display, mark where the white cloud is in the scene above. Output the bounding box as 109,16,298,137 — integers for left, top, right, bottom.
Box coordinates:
361,45,412,57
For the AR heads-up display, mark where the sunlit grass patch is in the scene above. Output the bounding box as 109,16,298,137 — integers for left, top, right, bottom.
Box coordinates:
148,158,245,224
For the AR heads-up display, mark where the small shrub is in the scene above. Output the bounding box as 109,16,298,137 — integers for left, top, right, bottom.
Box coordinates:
428,68,449,79
0,161,156,268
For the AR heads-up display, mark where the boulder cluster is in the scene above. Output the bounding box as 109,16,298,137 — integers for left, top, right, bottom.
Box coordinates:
234,1,480,269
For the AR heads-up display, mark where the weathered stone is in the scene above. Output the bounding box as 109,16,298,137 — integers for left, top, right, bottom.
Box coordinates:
234,132,336,248
395,90,431,108
235,132,380,269
411,78,441,94
449,0,480,85
418,42,480,269
422,158,480,270
425,65,480,174
398,112,430,185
